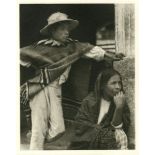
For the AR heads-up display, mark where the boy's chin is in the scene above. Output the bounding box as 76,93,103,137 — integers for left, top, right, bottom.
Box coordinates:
61,39,68,43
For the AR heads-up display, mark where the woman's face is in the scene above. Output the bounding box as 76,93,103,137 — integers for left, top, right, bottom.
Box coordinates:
51,23,70,43
104,74,122,98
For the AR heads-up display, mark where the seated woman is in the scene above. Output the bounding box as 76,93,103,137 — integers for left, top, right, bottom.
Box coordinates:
68,69,130,150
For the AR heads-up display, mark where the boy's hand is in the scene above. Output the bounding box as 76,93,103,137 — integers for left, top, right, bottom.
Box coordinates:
115,53,125,60
104,51,125,61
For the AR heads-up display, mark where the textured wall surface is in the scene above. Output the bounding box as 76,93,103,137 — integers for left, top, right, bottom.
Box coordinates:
115,4,135,148
114,57,135,148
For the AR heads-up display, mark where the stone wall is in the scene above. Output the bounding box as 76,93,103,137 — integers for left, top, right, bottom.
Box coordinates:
114,57,135,148
114,4,135,148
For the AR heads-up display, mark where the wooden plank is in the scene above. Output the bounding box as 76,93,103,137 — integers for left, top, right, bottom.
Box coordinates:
96,39,115,45
100,45,115,49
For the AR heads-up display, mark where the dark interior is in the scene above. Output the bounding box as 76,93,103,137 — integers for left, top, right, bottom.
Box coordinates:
20,4,115,130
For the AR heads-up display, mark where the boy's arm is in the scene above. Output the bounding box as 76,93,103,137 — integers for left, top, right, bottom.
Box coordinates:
20,39,47,68
83,46,125,61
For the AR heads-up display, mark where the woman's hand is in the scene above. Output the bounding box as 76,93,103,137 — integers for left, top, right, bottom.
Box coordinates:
114,91,125,109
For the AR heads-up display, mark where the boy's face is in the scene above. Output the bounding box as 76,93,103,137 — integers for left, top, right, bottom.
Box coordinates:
51,23,70,43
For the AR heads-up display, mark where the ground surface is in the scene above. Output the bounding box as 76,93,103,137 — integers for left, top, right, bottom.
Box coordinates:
21,121,74,150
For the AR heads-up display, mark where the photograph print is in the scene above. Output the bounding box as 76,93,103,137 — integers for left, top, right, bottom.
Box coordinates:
20,3,135,150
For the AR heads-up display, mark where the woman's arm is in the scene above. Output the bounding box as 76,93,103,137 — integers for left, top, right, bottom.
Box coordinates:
111,91,126,126
122,103,130,134
110,92,130,149
111,91,130,134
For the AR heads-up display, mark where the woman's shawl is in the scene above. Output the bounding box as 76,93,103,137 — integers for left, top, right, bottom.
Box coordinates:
70,92,130,149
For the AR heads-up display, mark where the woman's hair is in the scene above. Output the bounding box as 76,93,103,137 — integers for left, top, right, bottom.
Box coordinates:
94,68,123,102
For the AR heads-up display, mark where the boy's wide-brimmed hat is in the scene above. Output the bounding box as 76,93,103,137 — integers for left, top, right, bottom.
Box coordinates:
40,12,79,36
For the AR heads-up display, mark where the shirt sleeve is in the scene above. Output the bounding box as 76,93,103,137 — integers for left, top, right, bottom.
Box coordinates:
115,129,128,149
111,122,128,149
58,66,71,85
83,46,106,61
111,123,123,129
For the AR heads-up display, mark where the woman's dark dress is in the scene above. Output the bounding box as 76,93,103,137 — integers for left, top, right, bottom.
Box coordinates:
69,92,130,150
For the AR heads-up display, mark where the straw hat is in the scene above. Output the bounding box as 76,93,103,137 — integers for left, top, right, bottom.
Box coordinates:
40,12,79,35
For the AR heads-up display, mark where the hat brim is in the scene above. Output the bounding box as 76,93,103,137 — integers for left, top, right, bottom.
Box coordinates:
40,19,79,36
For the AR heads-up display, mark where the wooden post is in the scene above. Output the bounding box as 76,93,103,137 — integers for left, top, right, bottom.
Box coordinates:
115,4,135,57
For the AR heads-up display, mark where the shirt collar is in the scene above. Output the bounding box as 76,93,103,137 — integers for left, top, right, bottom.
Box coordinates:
37,38,73,47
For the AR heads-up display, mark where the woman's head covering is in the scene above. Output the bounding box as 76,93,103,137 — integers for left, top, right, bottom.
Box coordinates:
94,69,123,102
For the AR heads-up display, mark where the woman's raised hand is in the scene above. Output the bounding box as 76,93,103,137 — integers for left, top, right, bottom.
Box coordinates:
114,91,125,109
